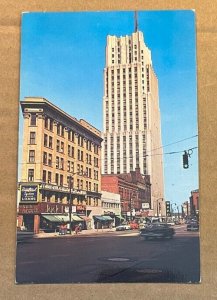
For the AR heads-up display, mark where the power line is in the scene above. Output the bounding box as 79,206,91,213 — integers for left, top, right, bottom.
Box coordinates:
18,146,198,165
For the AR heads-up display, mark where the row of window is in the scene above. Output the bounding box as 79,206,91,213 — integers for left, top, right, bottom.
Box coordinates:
29,168,99,192
102,202,120,209
29,149,100,169
41,191,99,206
30,116,100,154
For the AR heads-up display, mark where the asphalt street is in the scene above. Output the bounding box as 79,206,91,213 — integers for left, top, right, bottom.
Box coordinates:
16,225,200,284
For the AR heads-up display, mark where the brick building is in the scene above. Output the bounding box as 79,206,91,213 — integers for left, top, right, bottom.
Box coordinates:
101,168,151,219
189,189,199,216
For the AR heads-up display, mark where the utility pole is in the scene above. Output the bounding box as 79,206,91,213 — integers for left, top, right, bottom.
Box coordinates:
69,175,72,235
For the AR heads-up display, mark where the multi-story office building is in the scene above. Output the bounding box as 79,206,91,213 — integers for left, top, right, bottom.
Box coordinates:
101,28,165,213
18,97,102,233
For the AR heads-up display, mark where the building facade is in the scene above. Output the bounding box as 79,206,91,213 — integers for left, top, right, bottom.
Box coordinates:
189,189,199,216
102,168,151,220
101,29,165,212
101,191,122,226
18,97,102,233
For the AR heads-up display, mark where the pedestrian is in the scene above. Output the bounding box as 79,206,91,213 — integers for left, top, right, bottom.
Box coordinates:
75,225,79,234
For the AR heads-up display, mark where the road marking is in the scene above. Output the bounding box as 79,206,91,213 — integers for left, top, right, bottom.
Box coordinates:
107,258,130,262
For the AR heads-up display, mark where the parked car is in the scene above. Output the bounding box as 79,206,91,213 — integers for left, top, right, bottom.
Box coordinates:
116,224,131,231
187,221,199,231
166,220,175,226
17,230,34,242
129,222,139,230
140,223,175,240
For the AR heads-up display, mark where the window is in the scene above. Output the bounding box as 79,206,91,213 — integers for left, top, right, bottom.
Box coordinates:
44,134,48,147
28,169,34,181
29,150,35,163
30,132,36,144
45,117,49,129
60,158,64,170
56,156,59,169
61,126,64,137
43,170,46,182
50,119,53,131
55,173,59,185
60,174,63,186
56,140,60,152
49,136,53,148
67,161,70,172
48,154,52,167
43,152,47,165
78,136,84,147
60,142,64,153
30,114,36,126
57,124,60,135
48,171,52,183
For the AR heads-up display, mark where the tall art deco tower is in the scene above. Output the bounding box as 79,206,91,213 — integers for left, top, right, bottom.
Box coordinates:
101,14,165,211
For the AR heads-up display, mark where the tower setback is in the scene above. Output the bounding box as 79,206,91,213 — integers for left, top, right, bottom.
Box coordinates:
102,30,165,212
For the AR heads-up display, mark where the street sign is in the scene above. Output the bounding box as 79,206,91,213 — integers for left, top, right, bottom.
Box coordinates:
142,203,150,209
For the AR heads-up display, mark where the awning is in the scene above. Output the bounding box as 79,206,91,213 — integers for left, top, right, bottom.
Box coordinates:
103,216,113,221
41,214,83,223
94,216,105,222
41,215,62,223
71,215,84,221
115,215,125,220
55,215,69,222
80,216,91,221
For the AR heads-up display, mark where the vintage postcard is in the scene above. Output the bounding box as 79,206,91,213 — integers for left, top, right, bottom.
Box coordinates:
16,10,199,283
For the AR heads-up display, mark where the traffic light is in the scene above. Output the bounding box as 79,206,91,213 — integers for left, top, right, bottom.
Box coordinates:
166,201,171,216
183,151,189,169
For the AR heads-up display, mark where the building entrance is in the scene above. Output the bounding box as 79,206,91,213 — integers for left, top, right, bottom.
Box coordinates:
23,215,34,231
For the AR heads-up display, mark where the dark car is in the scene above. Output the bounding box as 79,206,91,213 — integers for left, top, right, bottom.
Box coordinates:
140,223,175,240
187,221,199,231
17,230,34,242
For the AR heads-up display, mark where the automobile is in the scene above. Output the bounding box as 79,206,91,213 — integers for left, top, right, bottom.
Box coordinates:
166,221,175,226
129,222,139,230
187,221,199,231
140,223,175,240
116,224,131,231
17,230,34,242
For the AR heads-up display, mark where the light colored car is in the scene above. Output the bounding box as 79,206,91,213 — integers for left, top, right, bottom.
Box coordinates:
116,224,131,231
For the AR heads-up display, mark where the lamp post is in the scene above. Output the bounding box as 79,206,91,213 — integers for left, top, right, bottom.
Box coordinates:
69,175,73,235
68,171,87,235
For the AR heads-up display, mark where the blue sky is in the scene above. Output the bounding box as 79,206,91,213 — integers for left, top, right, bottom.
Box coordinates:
19,10,198,210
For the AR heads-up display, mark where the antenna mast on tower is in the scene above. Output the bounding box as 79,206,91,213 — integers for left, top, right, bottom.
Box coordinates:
134,11,138,32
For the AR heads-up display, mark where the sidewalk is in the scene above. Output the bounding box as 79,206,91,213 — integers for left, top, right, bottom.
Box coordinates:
34,228,116,239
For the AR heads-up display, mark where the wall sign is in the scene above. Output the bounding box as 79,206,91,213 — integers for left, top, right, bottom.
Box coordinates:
21,185,38,202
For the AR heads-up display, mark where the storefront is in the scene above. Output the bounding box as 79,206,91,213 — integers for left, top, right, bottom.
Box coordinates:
93,215,113,229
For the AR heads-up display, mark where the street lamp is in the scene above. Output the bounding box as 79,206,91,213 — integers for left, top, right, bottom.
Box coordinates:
68,171,87,235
